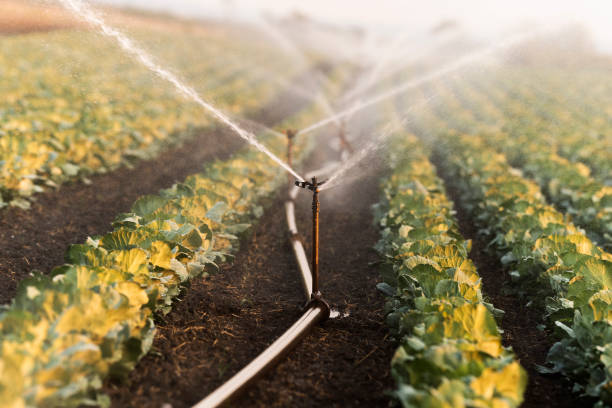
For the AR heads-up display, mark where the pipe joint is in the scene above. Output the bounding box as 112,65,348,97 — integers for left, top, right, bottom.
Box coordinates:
305,292,331,321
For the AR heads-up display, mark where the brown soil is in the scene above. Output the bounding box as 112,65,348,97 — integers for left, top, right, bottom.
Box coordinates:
431,152,592,408
0,0,216,35
0,1,77,34
104,122,395,407
0,79,310,305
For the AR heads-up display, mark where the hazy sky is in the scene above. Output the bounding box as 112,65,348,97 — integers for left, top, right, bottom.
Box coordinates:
95,0,612,52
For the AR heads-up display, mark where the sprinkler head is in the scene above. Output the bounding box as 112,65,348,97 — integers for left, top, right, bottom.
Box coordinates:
295,178,327,191
284,129,297,139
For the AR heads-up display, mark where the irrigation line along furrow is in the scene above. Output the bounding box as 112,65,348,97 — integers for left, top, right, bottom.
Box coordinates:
193,306,327,408
193,160,341,408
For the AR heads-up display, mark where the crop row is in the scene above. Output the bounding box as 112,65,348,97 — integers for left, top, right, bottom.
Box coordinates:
489,134,611,251
426,75,612,250
374,131,526,407
436,131,612,405
0,29,296,208
0,82,341,406
422,70,611,187
460,69,612,185
448,75,612,248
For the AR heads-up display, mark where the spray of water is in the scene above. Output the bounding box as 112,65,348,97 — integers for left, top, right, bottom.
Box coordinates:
320,96,436,191
58,0,304,181
253,14,342,128
341,46,434,108
271,75,340,119
319,27,556,191
299,29,546,138
341,29,415,104
339,31,429,128
249,65,340,123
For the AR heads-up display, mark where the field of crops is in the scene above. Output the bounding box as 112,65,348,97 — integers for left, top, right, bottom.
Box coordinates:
0,22,299,208
1,1,612,407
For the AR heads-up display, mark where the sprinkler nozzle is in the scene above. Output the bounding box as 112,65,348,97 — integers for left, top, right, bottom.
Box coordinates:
284,129,297,139
295,179,326,191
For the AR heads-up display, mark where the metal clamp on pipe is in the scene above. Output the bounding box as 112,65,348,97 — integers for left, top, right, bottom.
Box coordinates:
294,178,327,190
304,291,331,321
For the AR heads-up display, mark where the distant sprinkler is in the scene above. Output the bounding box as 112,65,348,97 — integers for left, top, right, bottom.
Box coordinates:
338,120,354,154
295,176,329,308
284,129,297,167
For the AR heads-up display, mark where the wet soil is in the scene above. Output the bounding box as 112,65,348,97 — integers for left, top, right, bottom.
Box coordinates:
431,152,592,408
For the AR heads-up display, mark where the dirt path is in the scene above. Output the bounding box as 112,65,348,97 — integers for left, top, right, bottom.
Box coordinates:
0,79,311,305
238,151,395,408
431,153,591,408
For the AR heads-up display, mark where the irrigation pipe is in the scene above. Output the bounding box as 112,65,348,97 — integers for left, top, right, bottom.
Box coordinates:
193,305,327,408
193,158,341,408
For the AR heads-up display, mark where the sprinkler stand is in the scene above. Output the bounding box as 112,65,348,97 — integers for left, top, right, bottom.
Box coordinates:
311,176,320,296
295,176,329,307
338,120,354,154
